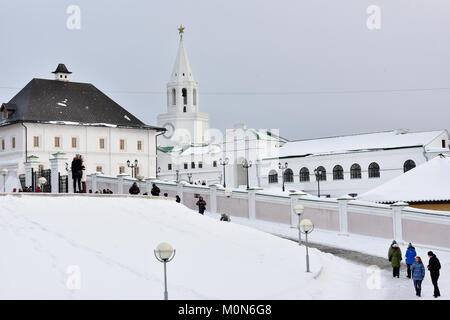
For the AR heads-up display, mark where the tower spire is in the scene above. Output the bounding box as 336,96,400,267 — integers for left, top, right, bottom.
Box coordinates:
178,24,185,41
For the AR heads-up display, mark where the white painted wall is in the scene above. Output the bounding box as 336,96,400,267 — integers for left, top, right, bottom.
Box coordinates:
0,123,158,178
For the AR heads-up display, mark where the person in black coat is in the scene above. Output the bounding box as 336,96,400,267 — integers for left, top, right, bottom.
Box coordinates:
427,251,441,298
151,183,160,196
71,155,83,193
129,182,140,195
175,195,181,203
196,196,207,215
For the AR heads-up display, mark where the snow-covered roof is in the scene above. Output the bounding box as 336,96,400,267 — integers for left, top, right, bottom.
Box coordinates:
277,129,445,158
358,154,450,203
179,144,222,156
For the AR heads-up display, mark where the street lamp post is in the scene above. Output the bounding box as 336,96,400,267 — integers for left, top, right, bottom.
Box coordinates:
38,177,47,192
314,168,323,198
219,157,229,188
1,168,8,192
299,219,314,272
154,242,176,300
156,166,161,179
242,159,252,190
294,204,304,245
278,162,288,192
127,159,138,178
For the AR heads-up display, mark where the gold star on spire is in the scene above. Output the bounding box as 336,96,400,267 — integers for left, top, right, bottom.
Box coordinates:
178,24,185,40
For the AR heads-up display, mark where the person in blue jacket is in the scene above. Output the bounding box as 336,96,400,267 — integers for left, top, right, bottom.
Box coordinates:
405,243,417,278
411,256,425,297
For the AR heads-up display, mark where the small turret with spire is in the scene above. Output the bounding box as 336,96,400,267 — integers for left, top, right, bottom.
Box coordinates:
52,63,72,82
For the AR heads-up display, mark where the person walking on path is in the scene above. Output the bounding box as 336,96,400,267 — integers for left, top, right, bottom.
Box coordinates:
71,155,83,193
427,251,441,298
411,256,425,297
129,182,140,195
405,243,417,279
151,183,160,196
175,195,181,203
388,241,402,278
196,196,207,215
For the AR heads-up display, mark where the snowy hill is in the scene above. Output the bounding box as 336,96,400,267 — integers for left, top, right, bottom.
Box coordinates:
0,195,447,300
0,195,323,299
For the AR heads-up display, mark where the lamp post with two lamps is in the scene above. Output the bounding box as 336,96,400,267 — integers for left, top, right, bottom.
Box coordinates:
127,159,138,178
241,159,252,190
154,242,176,300
278,162,288,192
219,157,229,188
1,168,8,192
299,219,314,272
314,168,323,198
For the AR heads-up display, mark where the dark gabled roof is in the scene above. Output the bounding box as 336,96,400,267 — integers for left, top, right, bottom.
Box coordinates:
0,78,165,131
52,64,72,74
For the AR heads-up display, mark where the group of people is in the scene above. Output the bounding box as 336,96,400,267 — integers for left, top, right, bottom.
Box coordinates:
388,241,441,298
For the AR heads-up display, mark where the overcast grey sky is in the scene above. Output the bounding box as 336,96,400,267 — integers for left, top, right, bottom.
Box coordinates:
0,0,449,140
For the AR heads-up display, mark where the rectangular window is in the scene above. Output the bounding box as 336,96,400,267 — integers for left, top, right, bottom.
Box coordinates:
99,138,105,149
442,140,446,148
135,166,140,175
1,139,4,150
11,137,15,149
120,139,125,150
191,162,195,169
198,161,203,169
168,164,172,170
213,160,217,167
33,136,39,148
184,163,188,170
54,136,61,148
137,140,142,151
119,166,125,174
71,137,77,148
96,166,103,173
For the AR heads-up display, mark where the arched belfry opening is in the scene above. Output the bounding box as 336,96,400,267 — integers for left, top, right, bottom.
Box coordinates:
182,88,187,105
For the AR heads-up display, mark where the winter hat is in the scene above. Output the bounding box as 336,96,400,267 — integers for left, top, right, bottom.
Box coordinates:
428,251,434,256
392,240,397,244
408,242,412,248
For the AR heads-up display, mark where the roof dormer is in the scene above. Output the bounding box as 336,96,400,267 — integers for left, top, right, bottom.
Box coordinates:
1,103,16,120
52,63,72,82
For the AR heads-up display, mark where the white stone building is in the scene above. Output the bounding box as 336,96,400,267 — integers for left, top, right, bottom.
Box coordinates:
0,64,164,190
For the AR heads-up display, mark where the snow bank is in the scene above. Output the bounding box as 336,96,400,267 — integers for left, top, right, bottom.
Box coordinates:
0,195,321,299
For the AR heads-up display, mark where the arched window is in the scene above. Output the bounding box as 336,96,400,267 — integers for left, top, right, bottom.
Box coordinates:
350,163,361,179
171,88,176,105
315,166,326,181
182,88,187,105
284,168,294,183
299,167,310,182
268,170,278,184
403,159,416,173
193,88,197,106
333,165,344,180
368,162,380,178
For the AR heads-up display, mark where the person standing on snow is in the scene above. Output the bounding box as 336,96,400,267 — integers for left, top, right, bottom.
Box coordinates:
151,183,160,196
129,182,140,195
427,251,441,298
196,196,207,215
388,242,402,278
80,155,87,193
71,154,83,193
411,256,425,297
405,243,417,278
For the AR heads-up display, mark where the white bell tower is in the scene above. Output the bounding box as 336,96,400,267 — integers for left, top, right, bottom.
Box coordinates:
157,25,210,147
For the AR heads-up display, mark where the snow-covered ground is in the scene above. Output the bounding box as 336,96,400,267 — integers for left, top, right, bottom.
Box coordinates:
0,195,447,299
208,211,450,300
